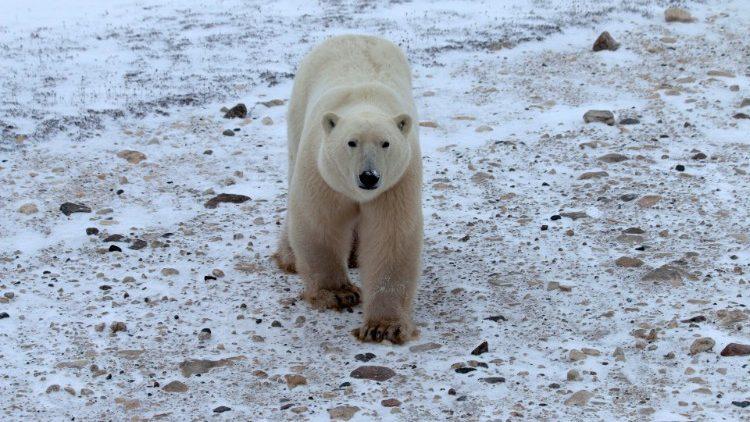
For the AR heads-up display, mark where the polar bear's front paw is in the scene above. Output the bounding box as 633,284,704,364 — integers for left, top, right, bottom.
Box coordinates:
352,320,417,345
305,283,361,310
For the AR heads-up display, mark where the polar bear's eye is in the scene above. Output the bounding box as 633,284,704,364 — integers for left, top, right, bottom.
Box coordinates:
382,141,390,149
347,140,357,148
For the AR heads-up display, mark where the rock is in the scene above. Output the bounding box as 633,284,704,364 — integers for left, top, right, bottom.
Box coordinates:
0,312,10,320
637,195,662,208
222,129,235,136
592,31,619,51
578,171,608,180
409,342,442,352
642,265,685,284
613,347,626,361
3,292,14,299
261,116,273,125
284,374,307,389
567,369,581,381
86,227,99,235
161,268,179,276
328,405,360,421
116,150,147,164
46,384,61,393
204,193,251,209
129,239,147,250
108,244,122,252
18,203,38,214
419,121,438,128
162,380,188,393
598,153,628,163
569,350,587,361
484,315,507,322
110,321,127,333
716,309,747,327
741,98,750,108
620,193,637,201
619,117,640,125
198,328,211,341
689,337,715,355
583,110,615,125
665,7,694,23
720,343,750,356
733,112,750,119
564,390,593,406
260,99,284,108
475,125,493,133
354,353,376,362
692,152,707,160
480,377,506,384
707,70,735,78
733,401,750,408
104,234,125,242
615,256,643,268
224,103,247,119
381,398,401,407
681,315,706,323
350,365,395,381
560,211,588,220
179,356,245,377
60,202,91,216
213,406,232,413
471,341,489,356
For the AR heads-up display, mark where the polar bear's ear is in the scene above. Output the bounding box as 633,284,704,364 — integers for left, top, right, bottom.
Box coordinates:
394,114,412,135
322,112,340,135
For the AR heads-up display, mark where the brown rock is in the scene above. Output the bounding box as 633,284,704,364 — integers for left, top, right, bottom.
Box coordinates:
578,171,608,180
328,405,360,420
204,193,251,209
642,265,685,284
110,321,127,333
592,31,620,51
116,150,147,164
162,380,188,393
637,195,662,208
18,203,38,214
350,365,395,381
689,337,715,355
381,398,401,407
665,7,694,23
584,110,615,125
224,103,247,118
615,256,644,268
720,343,750,356
409,342,442,352
598,153,628,163
179,356,245,377
419,121,438,128
471,341,489,356
564,390,593,406
284,374,307,389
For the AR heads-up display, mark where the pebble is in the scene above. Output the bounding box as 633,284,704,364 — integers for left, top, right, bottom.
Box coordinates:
381,398,401,407
46,384,60,394
110,321,127,333
471,341,489,356
129,239,147,250
619,117,640,125
733,401,750,408
741,98,750,108
213,406,232,413
0,312,9,319
18,203,38,214
719,343,750,356
583,110,615,125
620,193,637,201
108,245,122,252
104,234,125,242
692,152,707,160
224,103,247,119
116,150,147,164
284,374,307,389
350,365,395,381
637,195,662,208
161,268,179,276
204,193,251,209
60,202,91,216
733,112,750,119
419,121,438,128
665,7,694,23
354,353,376,362
328,405,359,421
260,99,284,107
564,390,593,406
578,171,609,180
480,377,505,384
615,256,643,268
689,337,715,355
592,31,619,51
675,164,685,171
567,369,581,381
86,227,99,235
598,153,628,163
162,380,188,393
222,129,235,136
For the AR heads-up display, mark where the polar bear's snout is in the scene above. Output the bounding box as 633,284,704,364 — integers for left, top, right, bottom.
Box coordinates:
358,169,380,190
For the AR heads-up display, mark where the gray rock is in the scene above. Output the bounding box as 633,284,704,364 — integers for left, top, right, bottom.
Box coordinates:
584,110,615,125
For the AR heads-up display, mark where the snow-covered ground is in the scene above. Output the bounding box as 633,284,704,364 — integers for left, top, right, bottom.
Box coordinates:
2,0,750,420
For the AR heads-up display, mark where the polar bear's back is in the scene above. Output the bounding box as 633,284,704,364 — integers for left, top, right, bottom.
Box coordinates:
286,35,415,182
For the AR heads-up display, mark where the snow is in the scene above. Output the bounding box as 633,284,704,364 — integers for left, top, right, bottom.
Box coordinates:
1,0,750,420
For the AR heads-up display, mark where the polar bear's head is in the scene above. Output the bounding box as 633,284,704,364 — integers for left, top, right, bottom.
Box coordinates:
318,110,413,202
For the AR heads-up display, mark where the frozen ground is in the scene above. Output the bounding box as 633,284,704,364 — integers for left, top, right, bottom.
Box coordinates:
2,0,750,420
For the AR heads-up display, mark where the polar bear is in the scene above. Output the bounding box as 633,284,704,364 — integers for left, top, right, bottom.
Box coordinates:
273,35,423,344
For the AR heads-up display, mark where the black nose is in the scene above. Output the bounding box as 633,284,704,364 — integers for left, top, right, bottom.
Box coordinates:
358,171,380,190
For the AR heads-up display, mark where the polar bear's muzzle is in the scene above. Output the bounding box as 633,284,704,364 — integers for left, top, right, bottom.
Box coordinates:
357,170,380,190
